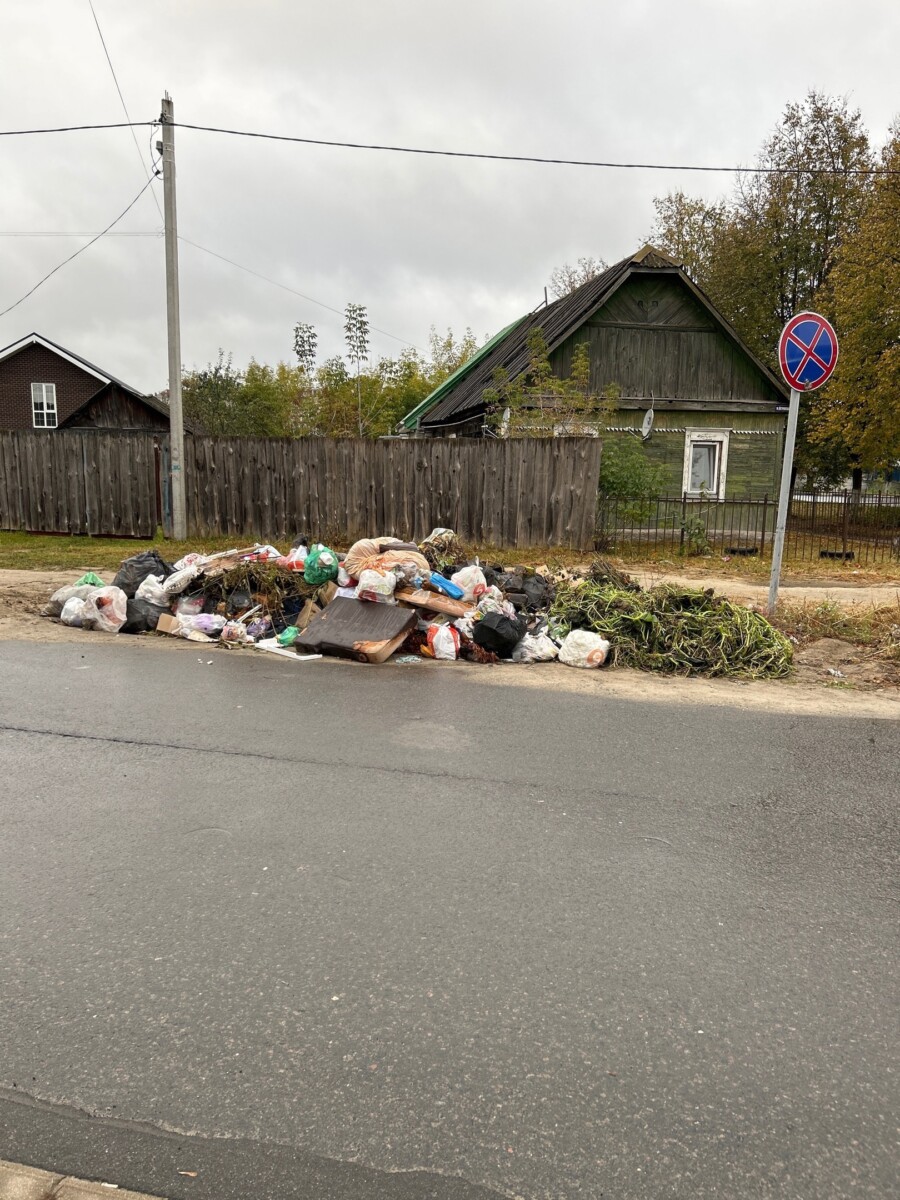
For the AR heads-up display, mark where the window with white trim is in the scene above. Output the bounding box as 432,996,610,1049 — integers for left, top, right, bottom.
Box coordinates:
682,431,729,499
31,383,58,428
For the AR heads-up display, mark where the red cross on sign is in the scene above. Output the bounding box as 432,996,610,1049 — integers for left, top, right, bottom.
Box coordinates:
778,312,839,392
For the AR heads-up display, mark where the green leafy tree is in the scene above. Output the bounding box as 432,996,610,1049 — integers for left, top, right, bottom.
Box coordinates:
484,328,613,436
427,325,479,382
812,122,900,470
344,302,370,436
651,91,873,479
548,256,607,298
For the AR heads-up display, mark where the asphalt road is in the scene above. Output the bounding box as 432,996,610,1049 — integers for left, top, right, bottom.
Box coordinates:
0,640,897,1199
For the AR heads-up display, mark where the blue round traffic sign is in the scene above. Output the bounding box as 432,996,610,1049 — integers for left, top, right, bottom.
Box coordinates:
778,311,839,391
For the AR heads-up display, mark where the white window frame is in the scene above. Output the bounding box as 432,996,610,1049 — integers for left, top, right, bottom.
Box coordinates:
31,382,58,429
682,430,729,500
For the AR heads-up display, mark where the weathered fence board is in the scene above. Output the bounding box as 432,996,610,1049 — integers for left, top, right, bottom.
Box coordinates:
0,432,603,549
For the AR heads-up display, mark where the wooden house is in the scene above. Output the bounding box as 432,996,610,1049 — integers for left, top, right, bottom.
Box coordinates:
401,247,789,499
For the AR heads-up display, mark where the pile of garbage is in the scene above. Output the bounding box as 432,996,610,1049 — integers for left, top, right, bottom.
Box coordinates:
41,535,792,677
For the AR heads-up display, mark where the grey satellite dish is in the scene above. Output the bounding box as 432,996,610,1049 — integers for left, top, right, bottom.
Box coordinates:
641,408,654,440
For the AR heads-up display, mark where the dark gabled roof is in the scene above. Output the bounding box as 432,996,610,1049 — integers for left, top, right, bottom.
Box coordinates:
410,246,787,428
0,332,148,399
0,331,174,424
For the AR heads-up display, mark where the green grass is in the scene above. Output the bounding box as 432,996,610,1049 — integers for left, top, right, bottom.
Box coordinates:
0,531,244,573
1,529,898,587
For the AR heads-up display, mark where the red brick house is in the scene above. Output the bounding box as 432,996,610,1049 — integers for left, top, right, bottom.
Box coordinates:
0,333,170,432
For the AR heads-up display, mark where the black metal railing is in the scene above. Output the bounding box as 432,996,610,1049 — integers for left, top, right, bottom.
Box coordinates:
596,491,900,564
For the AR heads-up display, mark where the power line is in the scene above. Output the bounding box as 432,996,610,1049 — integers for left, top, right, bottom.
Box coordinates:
172,121,896,176
177,235,422,351
86,0,164,222
0,231,158,237
0,177,155,320
0,118,895,175
0,121,152,135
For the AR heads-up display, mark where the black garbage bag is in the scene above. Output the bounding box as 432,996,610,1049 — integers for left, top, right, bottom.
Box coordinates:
112,550,175,598
121,598,169,634
522,574,552,610
472,611,526,659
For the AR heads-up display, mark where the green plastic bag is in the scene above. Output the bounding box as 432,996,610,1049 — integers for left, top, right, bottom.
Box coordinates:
277,625,300,647
303,545,339,586
75,571,105,588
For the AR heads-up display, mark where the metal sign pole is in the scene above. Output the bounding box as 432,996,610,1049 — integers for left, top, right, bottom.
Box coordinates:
767,386,801,615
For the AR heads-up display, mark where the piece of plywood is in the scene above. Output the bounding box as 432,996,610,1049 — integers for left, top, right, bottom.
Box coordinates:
296,597,417,663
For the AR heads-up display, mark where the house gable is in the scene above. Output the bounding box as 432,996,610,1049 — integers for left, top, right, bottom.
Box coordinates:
0,333,156,432
550,269,786,409
409,248,788,431
0,341,103,430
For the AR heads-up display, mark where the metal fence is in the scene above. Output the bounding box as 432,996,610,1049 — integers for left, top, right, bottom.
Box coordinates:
596,491,900,564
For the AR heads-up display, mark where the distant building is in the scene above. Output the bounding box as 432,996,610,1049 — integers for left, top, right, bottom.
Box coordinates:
0,333,170,432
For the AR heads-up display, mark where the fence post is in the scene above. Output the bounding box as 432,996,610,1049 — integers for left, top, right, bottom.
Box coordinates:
679,492,687,553
841,490,851,559
759,493,768,556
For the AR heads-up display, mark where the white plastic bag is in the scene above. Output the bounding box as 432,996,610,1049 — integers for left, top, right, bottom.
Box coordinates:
427,623,460,660
511,632,559,663
42,583,102,617
173,552,207,571
175,593,205,616
60,596,87,627
162,565,200,595
80,586,128,633
135,573,169,606
558,629,611,669
450,565,487,603
357,569,397,603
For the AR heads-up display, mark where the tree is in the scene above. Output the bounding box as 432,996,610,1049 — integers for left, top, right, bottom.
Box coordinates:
427,325,478,382
812,122,900,470
182,351,245,435
548,256,607,298
649,191,726,281
293,321,318,374
344,302,370,436
483,327,613,436
182,351,299,437
650,91,873,478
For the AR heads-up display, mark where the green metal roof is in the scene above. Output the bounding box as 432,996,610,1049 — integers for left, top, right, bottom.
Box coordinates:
398,317,526,431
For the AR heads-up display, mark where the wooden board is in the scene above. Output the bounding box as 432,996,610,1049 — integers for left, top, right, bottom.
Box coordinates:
395,588,472,617
296,597,417,663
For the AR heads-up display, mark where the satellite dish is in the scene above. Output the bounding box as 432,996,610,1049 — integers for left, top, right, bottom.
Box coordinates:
641,408,654,440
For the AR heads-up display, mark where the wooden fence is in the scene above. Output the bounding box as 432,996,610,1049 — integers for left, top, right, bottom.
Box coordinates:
0,431,603,549
0,431,160,537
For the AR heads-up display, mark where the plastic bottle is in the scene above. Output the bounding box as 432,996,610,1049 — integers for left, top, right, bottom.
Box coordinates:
428,572,465,600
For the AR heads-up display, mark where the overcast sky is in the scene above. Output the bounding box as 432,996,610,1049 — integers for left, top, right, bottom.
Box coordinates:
1,1,897,393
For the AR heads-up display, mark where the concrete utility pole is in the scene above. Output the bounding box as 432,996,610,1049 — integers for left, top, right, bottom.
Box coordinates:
160,93,187,540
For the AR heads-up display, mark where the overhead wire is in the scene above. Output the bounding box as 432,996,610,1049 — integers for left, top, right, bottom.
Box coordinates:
0,177,155,320
0,119,895,175
86,0,164,222
172,121,897,176
177,236,422,351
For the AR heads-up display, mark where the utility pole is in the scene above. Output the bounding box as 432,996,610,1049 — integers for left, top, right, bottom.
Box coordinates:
159,93,187,540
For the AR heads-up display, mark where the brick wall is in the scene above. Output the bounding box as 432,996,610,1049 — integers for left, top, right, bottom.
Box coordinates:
0,343,102,430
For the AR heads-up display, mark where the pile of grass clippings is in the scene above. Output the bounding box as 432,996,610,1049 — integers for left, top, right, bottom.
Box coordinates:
551,562,793,679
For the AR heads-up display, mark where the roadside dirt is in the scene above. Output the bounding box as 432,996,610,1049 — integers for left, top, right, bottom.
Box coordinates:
2,568,897,715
